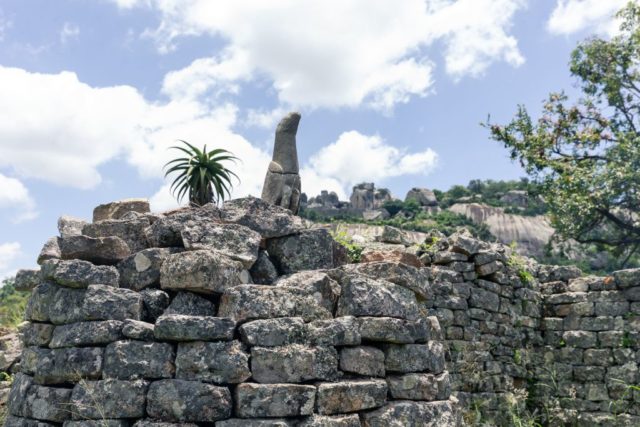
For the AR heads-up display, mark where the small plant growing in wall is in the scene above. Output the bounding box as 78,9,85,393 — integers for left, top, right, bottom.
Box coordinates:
164,140,239,206
330,231,364,263
507,242,534,285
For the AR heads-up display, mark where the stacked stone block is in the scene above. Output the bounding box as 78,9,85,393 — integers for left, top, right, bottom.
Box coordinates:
5,197,458,427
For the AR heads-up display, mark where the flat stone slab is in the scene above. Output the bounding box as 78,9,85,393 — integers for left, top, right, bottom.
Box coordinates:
41,259,119,288
336,275,420,320
362,400,457,427
33,347,104,385
7,374,72,422
175,341,250,384
181,223,261,269
316,380,387,415
49,320,123,348
118,248,182,291
221,197,307,239
275,271,340,314
218,285,332,322
146,205,222,247
251,345,338,383
298,415,361,426
14,269,40,292
234,383,316,418
103,340,175,380
160,250,243,295
70,379,148,419
306,317,361,346
59,235,131,265
383,342,446,374
339,346,385,377
154,315,235,341
340,262,431,299
358,317,430,344
83,216,151,252
146,379,231,422
25,282,86,325
21,323,55,347
266,229,335,274
239,317,306,347
122,320,155,341
387,372,451,401
93,198,150,222
83,284,143,321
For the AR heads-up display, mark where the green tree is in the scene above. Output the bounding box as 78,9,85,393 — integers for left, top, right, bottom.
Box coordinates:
487,2,640,267
164,140,239,206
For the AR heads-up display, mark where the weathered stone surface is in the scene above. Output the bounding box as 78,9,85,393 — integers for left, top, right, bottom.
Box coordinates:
340,346,385,377
239,317,306,347
93,199,150,222
216,419,293,427
614,268,640,288
221,197,306,239
316,380,387,415
41,259,119,289
362,399,457,426
298,415,361,427
25,282,86,325
4,416,57,427
476,260,503,277
387,372,451,401
132,422,198,427
249,250,279,285
448,231,482,256
103,340,175,380
0,332,21,373
83,284,143,321
37,237,61,265
118,248,182,290
71,379,148,419
469,287,500,312
163,291,216,317
306,317,361,346
181,223,261,269
405,188,438,206
33,347,103,384
59,235,130,265
359,250,422,268
379,226,409,245
261,112,302,214
175,341,250,384
57,216,87,238
235,383,316,418
160,250,243,295
336,275,419,320
275,271,340,314
358,317,430,344
122,320,155,341
154,315,235,341
20,323,55,347
340,262,430,299
8,374,72,422
218,285,331,322
140,289,170,322
146,205,221,247
65,421,130,427
50,321,123,348
267,229,335,274
251,345,338,383
147,379,231,422
383,342,445,374
83,216,150,252
14,269,40,292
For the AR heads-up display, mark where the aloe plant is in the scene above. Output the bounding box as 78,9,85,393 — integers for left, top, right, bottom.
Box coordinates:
164,140,239,206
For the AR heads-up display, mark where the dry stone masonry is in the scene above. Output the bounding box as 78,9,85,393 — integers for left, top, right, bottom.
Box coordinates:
5,197,459,427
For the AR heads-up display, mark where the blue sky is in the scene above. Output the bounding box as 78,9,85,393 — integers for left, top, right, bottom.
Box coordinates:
0,0,628,277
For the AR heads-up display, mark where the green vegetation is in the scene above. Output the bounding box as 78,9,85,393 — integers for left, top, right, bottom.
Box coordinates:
507,245,535,285
0,277,28,332
330,231,364,263
487,3,640,268
164,140,239,206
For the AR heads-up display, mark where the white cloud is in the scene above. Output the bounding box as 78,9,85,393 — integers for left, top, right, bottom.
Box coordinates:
245,107,288,129
302,130,438,198
0,65,271,207
0,242,21,279
60,22,80,44
0,174,37,222
112,0,526,111
547,0,627,36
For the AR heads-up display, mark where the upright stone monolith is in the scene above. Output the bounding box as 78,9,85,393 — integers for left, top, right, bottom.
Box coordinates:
261,112,302,214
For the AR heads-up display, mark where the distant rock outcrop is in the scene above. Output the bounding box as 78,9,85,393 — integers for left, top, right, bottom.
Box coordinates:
350,183,392,210
261,112,302,214
405,188,438,206
448,202,554,256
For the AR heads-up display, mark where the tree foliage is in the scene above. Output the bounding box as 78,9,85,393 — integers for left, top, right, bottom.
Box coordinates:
164,140,239,206
487,2,640,267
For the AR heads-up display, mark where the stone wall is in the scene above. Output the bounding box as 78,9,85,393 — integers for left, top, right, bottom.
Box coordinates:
4,198,459,427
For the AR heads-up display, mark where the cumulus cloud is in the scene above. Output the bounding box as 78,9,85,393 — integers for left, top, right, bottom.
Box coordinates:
0,65,271,205
547,0,627,36
301,130,438,198
112,0,526,111
0,242,21,279
0,173,37,222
